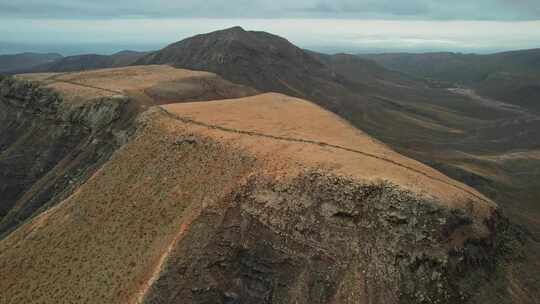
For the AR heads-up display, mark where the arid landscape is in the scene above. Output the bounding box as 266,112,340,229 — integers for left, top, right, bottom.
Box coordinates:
1,2,540,303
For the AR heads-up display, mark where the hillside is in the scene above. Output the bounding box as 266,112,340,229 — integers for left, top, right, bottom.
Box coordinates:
0,71,516,302
360,49,540,111
309,51,421,88
14,50,149,74
0,66,256,238
0,52,62,74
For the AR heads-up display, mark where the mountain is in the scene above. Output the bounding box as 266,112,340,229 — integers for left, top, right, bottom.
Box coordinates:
18,50,148,73
0,52,62,74
136,27,344,101
0,69,512,303
360,49,540,111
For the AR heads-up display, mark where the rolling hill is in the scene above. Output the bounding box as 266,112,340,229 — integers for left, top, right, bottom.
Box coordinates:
28,50,149,73
7,27,540,241
135,27,527,148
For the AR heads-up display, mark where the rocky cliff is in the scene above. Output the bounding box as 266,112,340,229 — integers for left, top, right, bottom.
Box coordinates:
0,75,137,237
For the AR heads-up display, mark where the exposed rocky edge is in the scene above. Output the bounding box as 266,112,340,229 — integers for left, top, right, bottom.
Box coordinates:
143,170,507,304
0,76,137,237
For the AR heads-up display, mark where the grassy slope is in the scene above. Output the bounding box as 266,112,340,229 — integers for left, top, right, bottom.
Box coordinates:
0,111,256,303
360,49,540,112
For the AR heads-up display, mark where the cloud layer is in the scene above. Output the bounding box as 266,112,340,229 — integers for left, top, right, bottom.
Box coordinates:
2,18,540,55
1,0,540,21
1,2,539,54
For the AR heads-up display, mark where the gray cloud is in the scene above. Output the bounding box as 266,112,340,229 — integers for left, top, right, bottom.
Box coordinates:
1,0,539,20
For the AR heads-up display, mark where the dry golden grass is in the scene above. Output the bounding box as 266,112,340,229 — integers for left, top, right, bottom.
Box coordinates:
163,93,494,213
16,65,256,106
0,111,256,304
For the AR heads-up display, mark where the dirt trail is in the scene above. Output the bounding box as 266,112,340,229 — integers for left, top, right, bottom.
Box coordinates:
16,65,257,105
15,67,491,205
160,107,491,204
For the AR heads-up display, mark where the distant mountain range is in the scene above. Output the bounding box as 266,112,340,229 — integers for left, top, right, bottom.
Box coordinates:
0,50,148,74
39,50,148,72
0,52,62,73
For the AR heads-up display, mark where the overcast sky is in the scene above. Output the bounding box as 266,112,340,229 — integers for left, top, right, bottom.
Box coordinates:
1,0,540,55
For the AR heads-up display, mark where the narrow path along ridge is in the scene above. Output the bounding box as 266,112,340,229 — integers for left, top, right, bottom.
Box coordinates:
160,107,492,205
27,77,491,205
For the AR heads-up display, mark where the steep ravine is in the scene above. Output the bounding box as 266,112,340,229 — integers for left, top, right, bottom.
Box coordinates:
0,76,138,238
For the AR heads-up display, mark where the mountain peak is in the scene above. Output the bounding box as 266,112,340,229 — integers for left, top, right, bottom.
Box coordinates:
136,26,330,97
204,26,252,42
222,26,246,32
135,26,328,98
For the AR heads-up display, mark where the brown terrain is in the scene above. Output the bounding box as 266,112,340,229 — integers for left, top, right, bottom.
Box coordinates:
0,65,521,303
16,65,257,106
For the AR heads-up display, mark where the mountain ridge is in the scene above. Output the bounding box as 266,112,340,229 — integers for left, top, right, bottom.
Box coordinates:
136,26,337,101
0,52,63,73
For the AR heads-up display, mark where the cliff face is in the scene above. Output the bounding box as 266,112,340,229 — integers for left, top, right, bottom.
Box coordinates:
0,76,137,237
143,169,503,304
